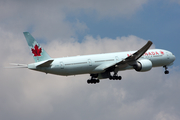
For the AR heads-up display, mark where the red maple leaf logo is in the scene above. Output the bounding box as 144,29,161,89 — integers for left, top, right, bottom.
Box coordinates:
160,51,164,55
31,45,42,56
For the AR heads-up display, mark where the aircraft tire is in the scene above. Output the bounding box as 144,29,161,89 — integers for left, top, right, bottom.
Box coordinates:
96,79,100,83
87,79,91,84
109,76,122,80
165,70,169,74
87,79,100,84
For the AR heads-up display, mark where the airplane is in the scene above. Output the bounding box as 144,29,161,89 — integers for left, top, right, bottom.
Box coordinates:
11,32,176,84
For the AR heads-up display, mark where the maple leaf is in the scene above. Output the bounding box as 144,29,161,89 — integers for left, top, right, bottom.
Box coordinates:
160,51,164,55
31,45,42,56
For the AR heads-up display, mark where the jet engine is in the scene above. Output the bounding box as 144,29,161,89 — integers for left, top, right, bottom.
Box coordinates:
133,59,152,72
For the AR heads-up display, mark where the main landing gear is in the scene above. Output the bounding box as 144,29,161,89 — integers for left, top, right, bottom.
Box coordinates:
87,74,100,84
109,75,122,80
109,72,122,80
163,66,169,74
87,78,100,84
87,73,122,84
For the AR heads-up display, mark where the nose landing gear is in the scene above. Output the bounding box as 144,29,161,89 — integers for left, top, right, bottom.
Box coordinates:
163,66,169,74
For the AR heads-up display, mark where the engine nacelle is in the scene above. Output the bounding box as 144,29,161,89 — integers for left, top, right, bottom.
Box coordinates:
133,59,152,72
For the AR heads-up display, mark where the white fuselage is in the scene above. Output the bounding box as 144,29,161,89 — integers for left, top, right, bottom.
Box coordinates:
28,49,175,76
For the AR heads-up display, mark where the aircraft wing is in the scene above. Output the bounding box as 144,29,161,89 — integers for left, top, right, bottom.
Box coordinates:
93,62,117,73
105,41,153,71
119,41,152,64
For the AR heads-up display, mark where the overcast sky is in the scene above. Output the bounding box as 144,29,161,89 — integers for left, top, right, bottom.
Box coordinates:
1,0,180,120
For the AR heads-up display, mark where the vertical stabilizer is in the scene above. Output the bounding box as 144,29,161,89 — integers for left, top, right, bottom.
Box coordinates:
23,32,51,62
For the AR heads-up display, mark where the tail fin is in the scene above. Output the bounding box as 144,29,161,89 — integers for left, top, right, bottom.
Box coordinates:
23,32,51,62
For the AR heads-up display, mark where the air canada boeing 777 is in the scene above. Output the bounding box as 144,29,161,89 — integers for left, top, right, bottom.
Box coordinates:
11,32,176,84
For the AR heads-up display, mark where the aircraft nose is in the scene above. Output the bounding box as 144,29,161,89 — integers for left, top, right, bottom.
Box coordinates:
172,54,176,62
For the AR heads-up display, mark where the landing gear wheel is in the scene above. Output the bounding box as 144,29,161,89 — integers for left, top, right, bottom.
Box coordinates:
164,70,169,74
96,79,100,83
163,66,169,75
87,78,100,84
109,76,122,80
87,79,91,84
93,79,96,84
109,76,113,80
118,76,122,80
115,76,119,80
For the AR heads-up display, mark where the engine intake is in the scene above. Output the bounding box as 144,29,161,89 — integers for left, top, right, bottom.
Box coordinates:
133,59,152,72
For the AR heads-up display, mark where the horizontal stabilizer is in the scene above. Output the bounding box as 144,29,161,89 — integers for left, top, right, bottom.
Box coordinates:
36,59,54,67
